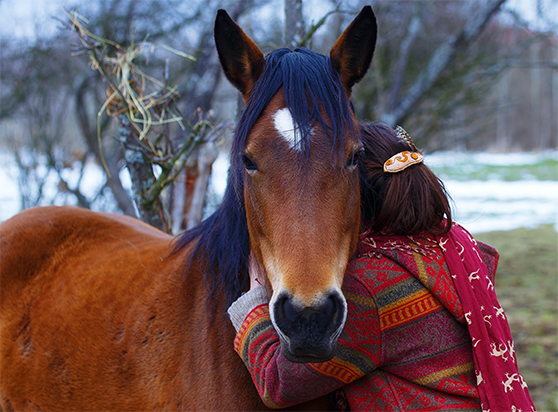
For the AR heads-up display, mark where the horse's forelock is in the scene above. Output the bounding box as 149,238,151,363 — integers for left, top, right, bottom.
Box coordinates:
237,48,357,162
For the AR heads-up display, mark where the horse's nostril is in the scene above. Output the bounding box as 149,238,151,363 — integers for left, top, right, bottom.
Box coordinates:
323,296,335,319
273,290,347,362
279,293,341,328
282,296,299,323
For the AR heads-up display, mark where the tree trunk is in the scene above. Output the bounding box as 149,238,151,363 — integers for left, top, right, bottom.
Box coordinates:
118,116,167,232
285,0,305,48
170,1,254,232
530,43,542,150
496,69,510,150
553,41,558,149
385,12,421,114
184,142,218,230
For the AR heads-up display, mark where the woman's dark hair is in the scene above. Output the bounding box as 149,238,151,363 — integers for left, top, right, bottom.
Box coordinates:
359,122,452,236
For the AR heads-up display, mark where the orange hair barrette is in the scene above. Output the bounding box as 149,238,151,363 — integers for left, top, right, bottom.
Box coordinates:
383,126,424,173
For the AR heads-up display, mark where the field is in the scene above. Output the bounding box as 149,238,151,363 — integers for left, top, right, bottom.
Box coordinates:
427,151,558,234
477,225,558,411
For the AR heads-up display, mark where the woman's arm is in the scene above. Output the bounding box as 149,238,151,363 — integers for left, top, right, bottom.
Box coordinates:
228,260,381,409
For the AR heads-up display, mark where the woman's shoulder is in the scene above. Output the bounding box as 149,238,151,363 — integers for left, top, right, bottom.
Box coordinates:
347,229,462,315
445,223,500,280
345,241,417,297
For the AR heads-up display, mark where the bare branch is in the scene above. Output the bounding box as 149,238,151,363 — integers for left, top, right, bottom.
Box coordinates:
74,74,136,216
462,33,553,83
381,0,507,127
298,8,339,48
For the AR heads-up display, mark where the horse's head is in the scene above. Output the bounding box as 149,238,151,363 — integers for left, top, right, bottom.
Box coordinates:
215,7,376,363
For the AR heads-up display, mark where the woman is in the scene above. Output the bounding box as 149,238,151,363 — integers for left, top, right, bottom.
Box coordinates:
228,123,535,411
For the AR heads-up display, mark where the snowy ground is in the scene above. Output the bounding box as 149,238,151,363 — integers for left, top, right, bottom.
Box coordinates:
1,151,557,234
440,179,556,233
425,151,558,233
0,153,21,221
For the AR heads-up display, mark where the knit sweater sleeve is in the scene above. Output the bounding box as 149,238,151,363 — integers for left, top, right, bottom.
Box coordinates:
228,272,381,409
227,286,270,331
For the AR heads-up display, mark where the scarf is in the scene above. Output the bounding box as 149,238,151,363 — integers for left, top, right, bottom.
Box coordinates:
439,224,536,412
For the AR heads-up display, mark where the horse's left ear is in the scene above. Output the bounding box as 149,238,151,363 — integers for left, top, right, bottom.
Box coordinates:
330,6,377,94
214,9,265,100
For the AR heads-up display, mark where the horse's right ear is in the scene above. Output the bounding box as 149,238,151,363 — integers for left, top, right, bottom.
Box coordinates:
214,10,265,100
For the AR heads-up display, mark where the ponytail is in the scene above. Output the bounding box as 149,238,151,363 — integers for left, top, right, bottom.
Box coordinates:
359,123,452,236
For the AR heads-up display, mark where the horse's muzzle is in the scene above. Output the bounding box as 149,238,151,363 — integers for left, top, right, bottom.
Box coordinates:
271,289,347,363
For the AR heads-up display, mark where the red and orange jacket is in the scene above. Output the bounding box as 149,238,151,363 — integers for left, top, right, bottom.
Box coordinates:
228,225,534,411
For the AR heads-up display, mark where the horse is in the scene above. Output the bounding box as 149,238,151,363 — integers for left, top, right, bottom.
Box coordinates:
0,7,377,411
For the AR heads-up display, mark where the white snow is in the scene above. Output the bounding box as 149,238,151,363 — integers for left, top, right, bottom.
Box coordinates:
0,152,20,220
444,179,558,233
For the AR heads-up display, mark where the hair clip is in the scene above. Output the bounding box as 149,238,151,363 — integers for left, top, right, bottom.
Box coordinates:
383,151,424,173
384,126,423,173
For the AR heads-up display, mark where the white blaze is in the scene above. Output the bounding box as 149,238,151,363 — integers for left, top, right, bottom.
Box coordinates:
273,108,302,150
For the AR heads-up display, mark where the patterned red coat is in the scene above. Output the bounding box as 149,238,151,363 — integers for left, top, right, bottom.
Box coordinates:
230,225,535,411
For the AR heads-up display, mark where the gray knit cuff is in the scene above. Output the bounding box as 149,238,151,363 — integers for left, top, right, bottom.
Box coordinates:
227,286,270,332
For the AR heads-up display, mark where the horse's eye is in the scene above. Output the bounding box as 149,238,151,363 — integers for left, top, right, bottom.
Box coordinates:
241,154,257,174
347,148,364,170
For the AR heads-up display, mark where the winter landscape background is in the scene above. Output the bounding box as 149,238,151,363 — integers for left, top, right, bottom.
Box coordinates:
1,149,557,234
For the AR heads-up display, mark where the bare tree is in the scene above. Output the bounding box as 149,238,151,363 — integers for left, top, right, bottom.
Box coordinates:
2,0,555,223
0,0,255,225
380,0,507,128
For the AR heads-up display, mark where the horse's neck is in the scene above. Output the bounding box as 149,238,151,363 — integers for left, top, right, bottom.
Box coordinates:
173,245,239,347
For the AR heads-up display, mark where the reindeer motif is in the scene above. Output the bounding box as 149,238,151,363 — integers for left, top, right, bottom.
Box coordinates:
476,370,484,385
502,373,520,393
494,305,506,319
457,241,465,257
519,374,528,390
486,275,495,291
490,342,509,362
508,340,516,362
468,268,481,282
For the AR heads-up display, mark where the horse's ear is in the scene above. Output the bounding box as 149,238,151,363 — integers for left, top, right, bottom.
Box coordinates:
214,9,265,100
330,6,377,94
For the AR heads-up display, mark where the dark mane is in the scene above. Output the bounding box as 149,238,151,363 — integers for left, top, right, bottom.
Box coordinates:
173,48,357,305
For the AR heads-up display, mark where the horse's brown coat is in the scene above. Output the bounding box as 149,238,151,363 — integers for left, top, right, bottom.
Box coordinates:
0,206,331,411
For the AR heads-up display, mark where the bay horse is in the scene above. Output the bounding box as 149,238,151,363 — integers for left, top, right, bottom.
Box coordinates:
0,7,377,411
